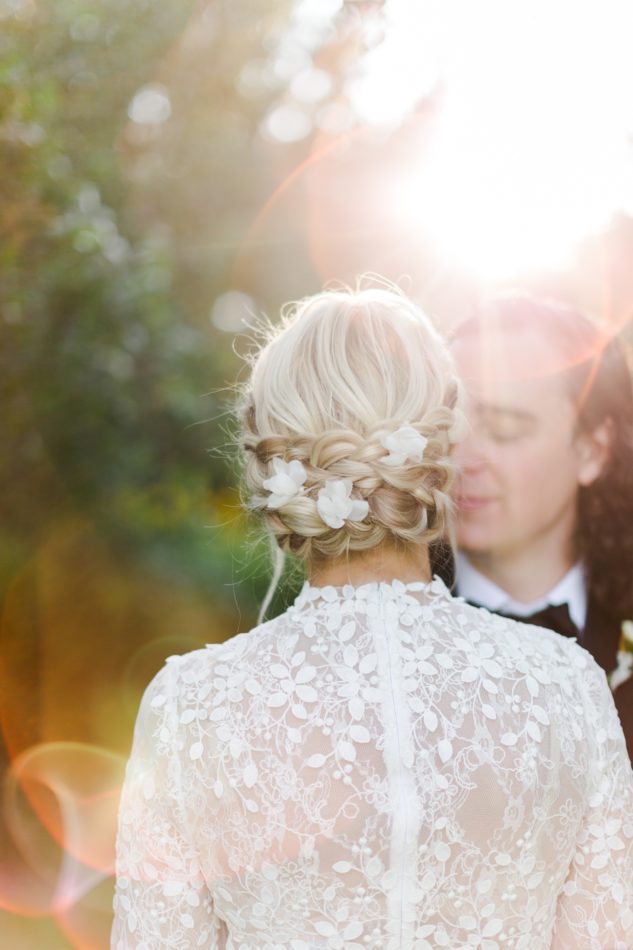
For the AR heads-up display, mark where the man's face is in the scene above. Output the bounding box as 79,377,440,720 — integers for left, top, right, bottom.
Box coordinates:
451,326,591,561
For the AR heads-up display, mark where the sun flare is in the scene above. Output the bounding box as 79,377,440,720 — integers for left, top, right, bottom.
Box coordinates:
351,0,633,278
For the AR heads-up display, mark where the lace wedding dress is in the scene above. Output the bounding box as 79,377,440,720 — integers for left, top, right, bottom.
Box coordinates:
112,577,633,949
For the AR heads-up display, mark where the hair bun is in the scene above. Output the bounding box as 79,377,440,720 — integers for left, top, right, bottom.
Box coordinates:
238,285,464,562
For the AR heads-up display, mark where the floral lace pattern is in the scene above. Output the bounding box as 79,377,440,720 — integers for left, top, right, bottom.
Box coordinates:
112,578,633,949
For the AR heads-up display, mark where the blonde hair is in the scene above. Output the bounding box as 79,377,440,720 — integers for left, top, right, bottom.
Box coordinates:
239,285,464,578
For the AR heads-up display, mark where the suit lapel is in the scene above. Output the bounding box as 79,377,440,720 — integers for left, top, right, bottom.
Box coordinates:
581,597,621,675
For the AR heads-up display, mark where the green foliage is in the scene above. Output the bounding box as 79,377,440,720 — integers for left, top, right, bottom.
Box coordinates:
0,0,299,611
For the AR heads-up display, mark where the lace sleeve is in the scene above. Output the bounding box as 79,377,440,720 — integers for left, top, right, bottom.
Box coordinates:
111,658,225,949
551,657,633,949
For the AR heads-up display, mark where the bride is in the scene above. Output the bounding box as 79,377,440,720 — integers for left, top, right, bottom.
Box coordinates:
112,286,633,948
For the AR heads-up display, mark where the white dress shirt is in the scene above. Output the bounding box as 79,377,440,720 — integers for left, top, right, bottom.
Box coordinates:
456,553,588,633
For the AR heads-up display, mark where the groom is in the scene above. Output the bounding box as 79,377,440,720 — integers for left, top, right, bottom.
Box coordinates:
446,293,633,760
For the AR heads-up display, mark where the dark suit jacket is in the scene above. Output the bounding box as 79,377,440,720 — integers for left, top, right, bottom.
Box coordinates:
583,598,633,764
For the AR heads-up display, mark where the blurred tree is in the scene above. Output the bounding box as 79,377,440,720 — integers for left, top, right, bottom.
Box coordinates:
1,3,319,941
0,0,307,615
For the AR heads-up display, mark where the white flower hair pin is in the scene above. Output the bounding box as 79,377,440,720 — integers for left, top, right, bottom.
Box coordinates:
262,457,307,509
380,424,428,467
317,479,369,530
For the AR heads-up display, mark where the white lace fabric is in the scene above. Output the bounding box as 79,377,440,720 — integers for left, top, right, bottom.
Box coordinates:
112,578,633,949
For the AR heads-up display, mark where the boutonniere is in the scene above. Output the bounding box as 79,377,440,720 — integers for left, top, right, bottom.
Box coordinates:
608,619,633,691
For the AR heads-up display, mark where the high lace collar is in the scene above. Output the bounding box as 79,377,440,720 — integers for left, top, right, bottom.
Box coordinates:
295,574,451,608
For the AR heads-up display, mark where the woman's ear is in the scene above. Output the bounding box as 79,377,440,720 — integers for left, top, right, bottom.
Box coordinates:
577,418,614,487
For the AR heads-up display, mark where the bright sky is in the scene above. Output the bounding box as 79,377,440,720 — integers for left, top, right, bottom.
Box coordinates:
345,0,633,279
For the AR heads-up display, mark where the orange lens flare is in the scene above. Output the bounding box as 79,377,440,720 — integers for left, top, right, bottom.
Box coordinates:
1,742,126,946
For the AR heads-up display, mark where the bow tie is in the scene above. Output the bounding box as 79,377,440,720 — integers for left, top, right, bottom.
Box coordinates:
495,602,579,640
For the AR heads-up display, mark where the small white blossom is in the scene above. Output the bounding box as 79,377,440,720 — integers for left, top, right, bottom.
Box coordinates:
262,457,307,509
380,424,428,466
609,651,633,691
608,620,633,690
621,619,633,648
316,479,369,530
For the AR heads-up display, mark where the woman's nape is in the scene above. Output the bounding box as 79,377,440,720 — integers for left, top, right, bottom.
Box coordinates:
307,539,433,589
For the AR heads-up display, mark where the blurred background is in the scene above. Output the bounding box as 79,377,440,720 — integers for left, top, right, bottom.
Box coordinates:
2,0,633,945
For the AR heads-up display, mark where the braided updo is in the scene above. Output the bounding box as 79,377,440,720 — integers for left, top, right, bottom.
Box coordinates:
238,286,465,564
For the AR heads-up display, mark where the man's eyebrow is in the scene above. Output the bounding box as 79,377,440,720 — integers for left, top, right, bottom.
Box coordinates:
473,403,537,423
